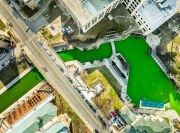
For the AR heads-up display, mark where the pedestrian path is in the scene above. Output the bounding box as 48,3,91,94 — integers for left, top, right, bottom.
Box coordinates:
0,66,34,95
110,40,116,54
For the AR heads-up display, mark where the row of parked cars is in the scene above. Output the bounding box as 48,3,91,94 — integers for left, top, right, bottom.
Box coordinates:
37,39,64,73
107,111,126,131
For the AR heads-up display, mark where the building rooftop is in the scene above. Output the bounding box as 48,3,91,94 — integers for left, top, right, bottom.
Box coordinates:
132,115,171,133
61,0,114,26
0,91,54,133
137,0,180,30
42,114,71,133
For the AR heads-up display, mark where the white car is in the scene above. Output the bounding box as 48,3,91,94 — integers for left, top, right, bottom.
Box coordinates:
61,27,66,34
42,45,47,51
51,56,56,62
108,14,113,21
4,61,10,65
55,61,60,66
38,39,43,45
25,26,29,32
66,26,74,34
47,50,51,56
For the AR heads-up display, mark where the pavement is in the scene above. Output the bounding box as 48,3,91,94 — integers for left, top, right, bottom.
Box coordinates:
0,1,107,132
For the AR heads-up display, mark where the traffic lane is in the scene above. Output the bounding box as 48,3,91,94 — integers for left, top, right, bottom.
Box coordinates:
25,40,105,132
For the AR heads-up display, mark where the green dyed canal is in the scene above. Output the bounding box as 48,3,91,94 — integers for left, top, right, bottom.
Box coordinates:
0,68,43,113
58,43,112,63
59,36,180,115
115,37,180,114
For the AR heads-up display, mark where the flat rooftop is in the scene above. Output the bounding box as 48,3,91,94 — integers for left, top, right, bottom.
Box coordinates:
0,91,53,133
61,0,114,26
137,0,180,30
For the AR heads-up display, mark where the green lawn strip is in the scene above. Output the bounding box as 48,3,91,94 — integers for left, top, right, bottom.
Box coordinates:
115,37,180,115
0,68,44,113
58,43,112,63
0,19,6,30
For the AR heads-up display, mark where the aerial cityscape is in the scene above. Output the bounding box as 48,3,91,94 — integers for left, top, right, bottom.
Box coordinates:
0,0,180,133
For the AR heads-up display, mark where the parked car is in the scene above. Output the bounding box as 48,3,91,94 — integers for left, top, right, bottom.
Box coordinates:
47,50,51,56
38,39,43,45
51,56,56,62
108,14,113,20
6,21,13,27
65,26,74,34
6,0,10,4
42,45,47,51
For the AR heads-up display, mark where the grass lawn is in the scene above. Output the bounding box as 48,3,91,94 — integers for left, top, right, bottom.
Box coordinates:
115,37,180,115
0,19,6,30
58,43,112,63
85,70,122,116
0,68,43,113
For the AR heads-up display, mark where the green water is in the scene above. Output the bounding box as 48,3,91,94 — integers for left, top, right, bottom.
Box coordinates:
58,43,112,63
0,68,43,113
115,37,180,114
59,36,180,115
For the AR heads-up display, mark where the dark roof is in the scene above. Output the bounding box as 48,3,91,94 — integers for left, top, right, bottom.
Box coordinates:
0,48,5,54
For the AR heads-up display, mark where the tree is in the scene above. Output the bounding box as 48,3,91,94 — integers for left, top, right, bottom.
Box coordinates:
166,52,177,61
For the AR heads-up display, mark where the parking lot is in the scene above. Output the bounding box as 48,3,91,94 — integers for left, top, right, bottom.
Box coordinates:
0,45,13,71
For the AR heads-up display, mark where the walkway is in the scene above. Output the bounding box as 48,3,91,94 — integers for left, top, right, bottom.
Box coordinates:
0,66,34,95
110,40,116,54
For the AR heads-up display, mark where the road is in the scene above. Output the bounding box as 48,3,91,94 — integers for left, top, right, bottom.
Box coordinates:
0,1,107,132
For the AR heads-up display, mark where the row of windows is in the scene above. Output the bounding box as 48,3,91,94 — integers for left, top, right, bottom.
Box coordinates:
84,0,121,31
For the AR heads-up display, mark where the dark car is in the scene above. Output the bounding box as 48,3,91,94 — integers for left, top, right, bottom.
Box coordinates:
93,129,99,133
6,0,10,4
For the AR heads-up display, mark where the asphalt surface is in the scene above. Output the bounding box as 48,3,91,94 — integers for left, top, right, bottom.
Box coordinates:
0,1,107,132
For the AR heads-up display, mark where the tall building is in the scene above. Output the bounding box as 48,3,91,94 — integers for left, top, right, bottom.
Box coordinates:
58,0,123,33
122,0,180,35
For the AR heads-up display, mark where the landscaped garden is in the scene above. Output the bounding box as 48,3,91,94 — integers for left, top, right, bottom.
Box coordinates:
0,68,43,113
85,70,122,116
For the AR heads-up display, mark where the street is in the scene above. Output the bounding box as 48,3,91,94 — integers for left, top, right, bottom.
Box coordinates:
0,1,107,132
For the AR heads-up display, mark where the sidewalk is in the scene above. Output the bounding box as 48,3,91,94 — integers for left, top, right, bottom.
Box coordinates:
0,66,34,95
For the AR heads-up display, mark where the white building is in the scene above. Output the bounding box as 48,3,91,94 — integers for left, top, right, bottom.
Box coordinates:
23,0,44,10
122,0,180,35
58,0,123,33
